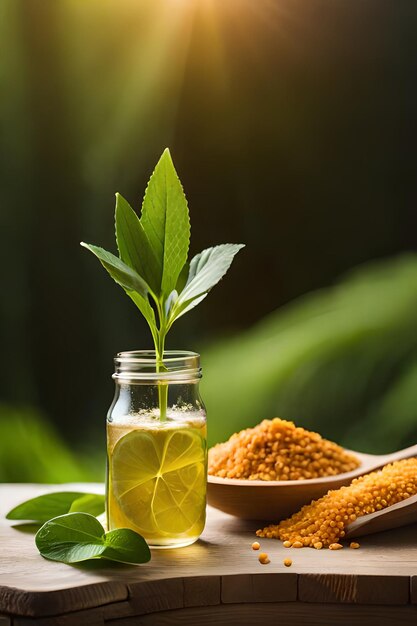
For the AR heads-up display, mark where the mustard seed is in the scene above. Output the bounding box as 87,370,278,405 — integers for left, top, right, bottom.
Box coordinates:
258,552,270,564
208,418,359,481
257,459,417,548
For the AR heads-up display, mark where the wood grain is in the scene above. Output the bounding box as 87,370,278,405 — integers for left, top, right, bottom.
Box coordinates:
14,607,105,626
411,576,417,604
221,573,297,603
183,576,220,607
128,579,184,615
1,483,417,623
298,573,409,604
103,603,417,626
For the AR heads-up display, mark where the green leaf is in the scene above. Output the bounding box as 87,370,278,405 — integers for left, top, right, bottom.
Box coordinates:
68,494,106,517
80,243,150,298
35,513,151,565
6,492,105,523
115,193,160,295
102,528,151,564
171,293,207,321
141,148,190,298
126,290,157,335
172,244,245,320
175,261,189,293
36,514,105,563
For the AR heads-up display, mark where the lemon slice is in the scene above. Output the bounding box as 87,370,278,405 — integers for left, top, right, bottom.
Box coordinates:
111,428,206,536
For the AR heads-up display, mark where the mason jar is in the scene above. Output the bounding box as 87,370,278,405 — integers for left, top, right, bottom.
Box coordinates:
106,350,207,548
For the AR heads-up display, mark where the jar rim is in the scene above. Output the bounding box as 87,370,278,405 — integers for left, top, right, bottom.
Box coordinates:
113,350,201,382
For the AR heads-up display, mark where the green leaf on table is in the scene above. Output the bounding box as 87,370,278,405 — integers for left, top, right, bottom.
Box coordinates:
141,148,190,298
68,494,106,517
80,243,150,298
35,513,151,565
101,528,151,564
170,244,245,321
6,492,105,523
115,193,160,295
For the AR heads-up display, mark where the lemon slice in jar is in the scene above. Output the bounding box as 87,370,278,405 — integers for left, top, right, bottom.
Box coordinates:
111,427,206,536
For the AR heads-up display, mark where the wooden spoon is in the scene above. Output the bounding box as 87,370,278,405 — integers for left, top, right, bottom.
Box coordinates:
207,443,417,521
345,493,417,539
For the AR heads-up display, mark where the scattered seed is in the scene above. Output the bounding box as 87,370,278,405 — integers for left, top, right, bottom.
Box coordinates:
349,542,360,549
283,558,292,567
258,552,270,564
292,541,303,548
283,540,292,548
329,543,343,550
251,541,260,550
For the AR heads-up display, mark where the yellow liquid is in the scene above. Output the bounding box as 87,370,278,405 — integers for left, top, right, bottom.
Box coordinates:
107,415,207,548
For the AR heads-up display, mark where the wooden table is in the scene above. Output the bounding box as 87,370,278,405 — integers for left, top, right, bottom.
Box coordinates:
1,484,417,625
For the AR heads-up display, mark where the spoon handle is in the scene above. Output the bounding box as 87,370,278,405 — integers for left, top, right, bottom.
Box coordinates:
379,443,417,465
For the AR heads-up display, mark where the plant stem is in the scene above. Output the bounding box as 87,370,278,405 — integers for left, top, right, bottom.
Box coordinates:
155,326,168,422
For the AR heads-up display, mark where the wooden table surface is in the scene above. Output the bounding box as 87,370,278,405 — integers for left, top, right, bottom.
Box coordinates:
1,483,417,625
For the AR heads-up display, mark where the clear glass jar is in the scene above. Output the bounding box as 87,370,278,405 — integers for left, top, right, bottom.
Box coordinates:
106,350,207,548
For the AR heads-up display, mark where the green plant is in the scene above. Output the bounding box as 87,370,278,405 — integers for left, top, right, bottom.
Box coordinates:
35,513,150,564
81,148,244,419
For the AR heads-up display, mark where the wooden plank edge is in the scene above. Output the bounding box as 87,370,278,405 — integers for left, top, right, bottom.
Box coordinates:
1,570,414,620
298,573,410,605
102,602,417,626
0,582,128,618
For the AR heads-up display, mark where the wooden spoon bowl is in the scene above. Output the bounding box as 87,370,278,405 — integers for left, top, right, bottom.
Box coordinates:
207,444,417,521
345,493,417,538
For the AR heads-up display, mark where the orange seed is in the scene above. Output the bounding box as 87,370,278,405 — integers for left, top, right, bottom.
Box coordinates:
258,552,270,564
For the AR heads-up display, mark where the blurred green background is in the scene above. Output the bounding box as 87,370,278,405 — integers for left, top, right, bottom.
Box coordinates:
1,0,417,482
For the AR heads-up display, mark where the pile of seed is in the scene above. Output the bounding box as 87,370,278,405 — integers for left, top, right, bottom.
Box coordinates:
257,458,417,548
208,418,360,480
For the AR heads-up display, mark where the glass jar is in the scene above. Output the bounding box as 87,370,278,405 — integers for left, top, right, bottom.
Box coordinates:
106,350,207,548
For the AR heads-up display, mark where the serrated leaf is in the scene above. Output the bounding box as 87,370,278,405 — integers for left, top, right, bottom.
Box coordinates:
35,513,151,565
115,193,160,294
81,243,150,298
179,244,245,303
175,261,189,293
141,148,190,298
169,293,207,322
6,492,105,523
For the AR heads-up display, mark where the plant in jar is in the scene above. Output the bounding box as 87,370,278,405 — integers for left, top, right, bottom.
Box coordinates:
81,149,244,546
